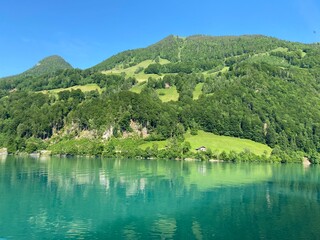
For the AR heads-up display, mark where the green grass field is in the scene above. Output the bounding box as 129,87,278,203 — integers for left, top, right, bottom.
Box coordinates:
156,86,179,102
184,131,271,155
140,130,272,156
193,83,204,100
102,59,170,82
130,83,179,102
41,84,102,95
130,82,146,94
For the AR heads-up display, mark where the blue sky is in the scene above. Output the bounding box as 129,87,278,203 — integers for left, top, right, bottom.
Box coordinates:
1,0,320,77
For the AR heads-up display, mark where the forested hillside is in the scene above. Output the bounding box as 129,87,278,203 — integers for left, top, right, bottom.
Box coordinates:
1,34,320,162
0,55,73,96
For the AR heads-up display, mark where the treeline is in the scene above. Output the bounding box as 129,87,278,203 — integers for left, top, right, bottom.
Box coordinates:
20,136,308,164
0,88,184,153
91,35,307,72
92,35,183,71
144,60,223,74
0,69,136,95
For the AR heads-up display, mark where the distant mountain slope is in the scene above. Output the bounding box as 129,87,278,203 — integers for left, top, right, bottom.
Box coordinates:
91,34,305,71
91,35,183,71
0,55,73,93
20,55,73,77
3,55,73,79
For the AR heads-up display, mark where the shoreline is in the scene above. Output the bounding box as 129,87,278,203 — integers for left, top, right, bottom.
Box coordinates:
1,151,312,165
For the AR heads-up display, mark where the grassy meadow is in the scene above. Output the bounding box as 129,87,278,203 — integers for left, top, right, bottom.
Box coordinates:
40,84,102,95
102,59,170,82
156,86,179,102
140,130,272,156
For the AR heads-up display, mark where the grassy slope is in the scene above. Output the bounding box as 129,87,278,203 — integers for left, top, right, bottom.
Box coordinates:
102,59,170,82
140,130,272,156
40,84,102,95
193,83,203,100
113,44,309,106
184,131,271,155
130,83,145,93
130,84,179,102
156,86,179,102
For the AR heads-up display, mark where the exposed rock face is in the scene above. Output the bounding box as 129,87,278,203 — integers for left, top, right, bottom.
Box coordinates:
78,130,97,139
40,150,52,156
303,157,311,166
103,126,114,140
123,120,149,138
52,119,148,141
0,148,8,155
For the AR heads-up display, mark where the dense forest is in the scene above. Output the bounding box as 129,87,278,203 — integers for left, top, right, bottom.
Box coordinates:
1,34,320,163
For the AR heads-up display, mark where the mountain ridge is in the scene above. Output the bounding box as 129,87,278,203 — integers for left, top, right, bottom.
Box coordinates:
90,34,311,72
1,34,316,78
1,55,73,80
1,34,320,162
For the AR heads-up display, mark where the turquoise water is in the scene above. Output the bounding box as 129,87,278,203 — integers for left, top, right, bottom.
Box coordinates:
0,156,320,239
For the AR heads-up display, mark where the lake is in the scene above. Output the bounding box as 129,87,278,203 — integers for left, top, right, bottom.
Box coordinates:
0,156,319,239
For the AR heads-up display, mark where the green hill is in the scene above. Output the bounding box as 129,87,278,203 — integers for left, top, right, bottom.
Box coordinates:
19,55,73,77
0,55,73,94
1,35,320,162
91,34,301,73
1,55,72,79
91,35,183,71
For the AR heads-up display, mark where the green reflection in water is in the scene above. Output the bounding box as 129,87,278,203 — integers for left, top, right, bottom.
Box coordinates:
0,156,319,239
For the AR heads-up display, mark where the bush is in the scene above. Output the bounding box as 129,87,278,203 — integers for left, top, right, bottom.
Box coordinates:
25,137,47,153
49,139,103,156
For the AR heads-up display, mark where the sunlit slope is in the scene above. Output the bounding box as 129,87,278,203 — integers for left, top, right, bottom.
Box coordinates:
40,84,101,95
140,130,272,156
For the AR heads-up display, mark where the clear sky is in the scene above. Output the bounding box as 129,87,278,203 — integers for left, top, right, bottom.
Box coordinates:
1,0,320,77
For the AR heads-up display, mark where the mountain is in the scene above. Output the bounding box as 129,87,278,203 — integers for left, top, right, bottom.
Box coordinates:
20,55,73,76
91,34,305,72
2,55,73,79
0,55,74,93
1,35,320,162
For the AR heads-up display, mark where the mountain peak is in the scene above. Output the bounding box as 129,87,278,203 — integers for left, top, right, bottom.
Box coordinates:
23,55,73,76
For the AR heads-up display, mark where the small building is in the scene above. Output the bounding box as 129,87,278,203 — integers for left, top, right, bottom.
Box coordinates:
196,146,207,152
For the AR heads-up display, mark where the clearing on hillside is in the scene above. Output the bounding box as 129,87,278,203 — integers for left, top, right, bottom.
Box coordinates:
130,84,179,102
156,86,179,102
102,59,170,82
140,130,272,156
40,84,102,95
193,83,204,100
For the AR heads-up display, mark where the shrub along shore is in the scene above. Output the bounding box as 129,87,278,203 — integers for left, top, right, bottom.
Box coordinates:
3,137,318,164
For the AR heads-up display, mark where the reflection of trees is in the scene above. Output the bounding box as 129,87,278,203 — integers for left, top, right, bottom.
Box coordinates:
0,157,320,239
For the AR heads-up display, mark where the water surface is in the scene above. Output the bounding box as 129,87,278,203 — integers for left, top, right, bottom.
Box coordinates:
0,156,319,239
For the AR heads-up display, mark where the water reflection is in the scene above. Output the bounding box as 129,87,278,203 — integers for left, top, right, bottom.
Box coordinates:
192,221,204,240
0,157,320,239
151,217,177,239
0,154,7,163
